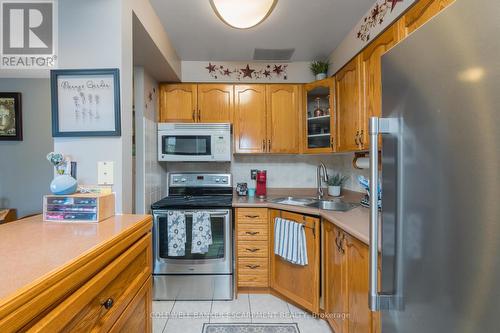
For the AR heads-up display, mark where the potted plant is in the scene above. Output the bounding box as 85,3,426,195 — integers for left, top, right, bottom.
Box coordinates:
327,173,349,197
310,61,329,81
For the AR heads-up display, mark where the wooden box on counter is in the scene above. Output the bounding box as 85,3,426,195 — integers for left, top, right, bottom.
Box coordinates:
43,193,115,223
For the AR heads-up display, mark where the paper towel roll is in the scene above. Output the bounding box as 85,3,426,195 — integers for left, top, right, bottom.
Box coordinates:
354,157,370,169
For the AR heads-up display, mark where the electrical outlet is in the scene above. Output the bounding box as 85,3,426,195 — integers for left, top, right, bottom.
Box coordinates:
98,161,114,185
251,169,258,180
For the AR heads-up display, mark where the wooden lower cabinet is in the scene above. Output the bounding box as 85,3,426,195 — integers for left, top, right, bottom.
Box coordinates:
2,227,153,333
269,210,320,314
235,208,270,290
324,221,380,333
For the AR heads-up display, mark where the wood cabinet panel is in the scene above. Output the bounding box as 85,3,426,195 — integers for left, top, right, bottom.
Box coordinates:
159,84,197,122
266,85,301,153
234,85,267,153
270,210,320,313
236,208,268,224
346,234,371,333
30,233,151,332
237,241,269,258
197,84,234,123
237,224,268,241
360,24,401,150
336,56,363,152
324,223,347,333
238,258,269,274
400,0,455,36
109,277,152,333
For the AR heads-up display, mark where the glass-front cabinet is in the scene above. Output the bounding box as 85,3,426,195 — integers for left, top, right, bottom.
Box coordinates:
303,78,335,153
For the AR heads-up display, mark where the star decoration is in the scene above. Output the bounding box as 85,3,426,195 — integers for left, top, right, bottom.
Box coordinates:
205,62,216,73
273,65,283,75
388,0,402,12
223,69,231,76
240,64,255,78
148,92,153,102
263,70,271,78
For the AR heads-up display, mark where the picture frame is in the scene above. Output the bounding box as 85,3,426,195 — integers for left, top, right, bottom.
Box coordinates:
50,68,121,137
0,92,22,141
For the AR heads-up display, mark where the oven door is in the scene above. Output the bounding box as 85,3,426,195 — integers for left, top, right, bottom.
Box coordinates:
158,132,214,161
153,209,232,274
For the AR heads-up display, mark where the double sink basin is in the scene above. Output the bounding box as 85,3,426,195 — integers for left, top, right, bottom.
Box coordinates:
269,196,358,212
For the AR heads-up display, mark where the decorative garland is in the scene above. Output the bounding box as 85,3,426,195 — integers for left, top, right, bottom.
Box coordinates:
205,63,288,80
357,0,403,42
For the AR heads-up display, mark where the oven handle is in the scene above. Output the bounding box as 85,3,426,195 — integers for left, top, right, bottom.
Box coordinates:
182,211,229,216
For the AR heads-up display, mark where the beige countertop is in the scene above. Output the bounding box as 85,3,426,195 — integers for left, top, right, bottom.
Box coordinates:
0,214,152,304
233,188,373,245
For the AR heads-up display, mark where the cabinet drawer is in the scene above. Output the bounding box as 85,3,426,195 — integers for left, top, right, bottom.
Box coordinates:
237,241,269,258
238,258,269,275
30,233,152,332
237,208,268,224
238,274,269,288
237,225,268,240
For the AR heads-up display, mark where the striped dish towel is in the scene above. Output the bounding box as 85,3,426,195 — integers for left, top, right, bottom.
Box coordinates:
274,217,308,266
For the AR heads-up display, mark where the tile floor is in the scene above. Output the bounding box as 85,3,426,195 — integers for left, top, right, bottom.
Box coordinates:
152,294,331,333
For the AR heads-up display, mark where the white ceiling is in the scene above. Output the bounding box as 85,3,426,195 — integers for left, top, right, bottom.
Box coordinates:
150,0,374,62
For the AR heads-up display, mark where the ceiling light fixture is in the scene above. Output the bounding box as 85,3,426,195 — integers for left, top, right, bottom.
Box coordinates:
209,0,278,29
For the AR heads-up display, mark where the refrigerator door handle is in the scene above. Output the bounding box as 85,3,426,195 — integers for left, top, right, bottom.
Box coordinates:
369,117,403,312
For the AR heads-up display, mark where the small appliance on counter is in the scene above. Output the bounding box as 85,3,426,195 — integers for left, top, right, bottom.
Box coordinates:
256,170,267,198
236,182,248,196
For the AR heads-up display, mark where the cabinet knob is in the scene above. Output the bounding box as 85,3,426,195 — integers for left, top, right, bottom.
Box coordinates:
244,215,259,218
245,231,260,235
102,298,114,310
246,248,260,253
268,140,271,151
192,110,196,121
198,110,201,121
355,131,360,146
246,264,261,269
359,130,364,146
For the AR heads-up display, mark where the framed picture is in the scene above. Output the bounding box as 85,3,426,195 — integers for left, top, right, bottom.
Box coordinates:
0,93,22,141
50,68,121,137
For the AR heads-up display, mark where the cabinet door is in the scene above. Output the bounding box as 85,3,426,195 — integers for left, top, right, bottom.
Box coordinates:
335,56,363,152
303,79,335,153
400,0,455,36
266,85,301,153
359,24,401,150
159,84,197,122
270,210,320,313
234,85,267,153
346,234,372,333
197,84,234,123
324,222,347,333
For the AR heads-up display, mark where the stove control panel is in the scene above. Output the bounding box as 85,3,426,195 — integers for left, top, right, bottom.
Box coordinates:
169,173,232,187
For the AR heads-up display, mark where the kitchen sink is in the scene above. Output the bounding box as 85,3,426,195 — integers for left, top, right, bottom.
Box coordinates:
270,197,318,206
306,200,358,212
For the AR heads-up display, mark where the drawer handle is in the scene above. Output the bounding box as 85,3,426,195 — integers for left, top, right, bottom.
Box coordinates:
246,248,260,252
245,231,260,235
246,264,261,269
244,215,260,218
102,298,114,310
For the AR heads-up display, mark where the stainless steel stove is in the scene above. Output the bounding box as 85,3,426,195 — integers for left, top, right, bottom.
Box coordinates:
151,173,233,301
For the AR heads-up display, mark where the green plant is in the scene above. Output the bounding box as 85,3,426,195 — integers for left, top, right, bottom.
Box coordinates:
309,61,329,75
327,173,349,187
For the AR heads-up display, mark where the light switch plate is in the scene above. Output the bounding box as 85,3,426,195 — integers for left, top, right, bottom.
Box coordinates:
98,161,114,185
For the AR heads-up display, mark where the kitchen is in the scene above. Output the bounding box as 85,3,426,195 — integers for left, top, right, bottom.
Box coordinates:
0,0,499,333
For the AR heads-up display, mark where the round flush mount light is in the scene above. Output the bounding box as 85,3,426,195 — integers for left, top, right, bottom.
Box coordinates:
209,0,278,29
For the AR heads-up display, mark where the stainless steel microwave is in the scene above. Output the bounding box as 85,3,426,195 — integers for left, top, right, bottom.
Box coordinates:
158,123,231,162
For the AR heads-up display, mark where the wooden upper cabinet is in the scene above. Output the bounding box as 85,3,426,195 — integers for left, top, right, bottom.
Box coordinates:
336,56,363,152
159,84,197,122
234,85,267,153
399,0,455,36
303,78,335,154
266,85,301,154
360,24,402,150
197,84,234,123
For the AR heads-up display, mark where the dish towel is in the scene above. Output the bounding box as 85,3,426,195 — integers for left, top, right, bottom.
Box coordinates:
167,211,186,256
191,211,213,254
274,217,308,266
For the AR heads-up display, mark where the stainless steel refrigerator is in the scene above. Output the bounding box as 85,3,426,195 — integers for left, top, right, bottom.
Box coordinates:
368,0,500,332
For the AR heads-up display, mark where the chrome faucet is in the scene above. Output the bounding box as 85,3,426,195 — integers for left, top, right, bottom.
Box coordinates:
317,162,329,200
